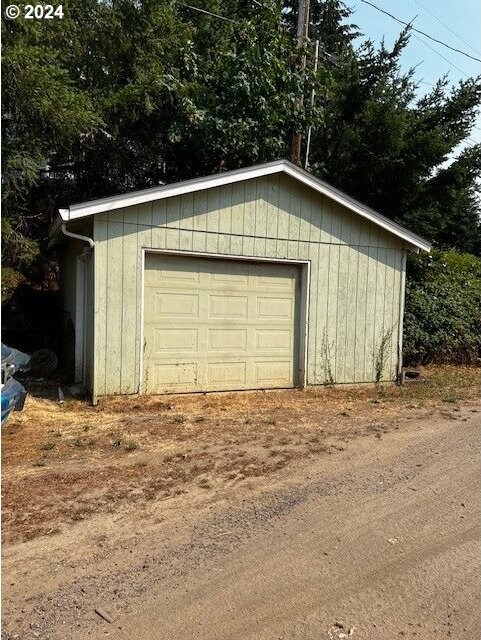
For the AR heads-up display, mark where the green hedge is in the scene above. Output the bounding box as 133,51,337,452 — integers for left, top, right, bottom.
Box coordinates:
403,250,481,365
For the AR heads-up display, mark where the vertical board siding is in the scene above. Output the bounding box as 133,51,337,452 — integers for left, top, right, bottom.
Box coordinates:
93,219,108,397
136,203,154,393
104,213,124,394
335,245,349,382
92,174,406,396
364,246,378,381
345,245,360,381
354,247,368,382
84,252,94,394
307,243,320,382
121,206,138,393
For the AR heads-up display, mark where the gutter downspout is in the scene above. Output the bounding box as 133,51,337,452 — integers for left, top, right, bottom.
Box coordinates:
60,221,96,404
396,249,408,385
61,222,94,249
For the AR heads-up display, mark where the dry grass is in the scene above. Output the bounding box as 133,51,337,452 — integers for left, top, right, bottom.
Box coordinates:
2,366,479,544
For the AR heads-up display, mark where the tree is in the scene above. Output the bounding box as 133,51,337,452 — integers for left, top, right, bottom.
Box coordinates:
2,0,480,306
305,9,481,251
1,8,99,300
172,1,323,179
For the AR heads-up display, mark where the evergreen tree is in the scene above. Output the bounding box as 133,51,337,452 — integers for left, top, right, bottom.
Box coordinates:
2,0,480,303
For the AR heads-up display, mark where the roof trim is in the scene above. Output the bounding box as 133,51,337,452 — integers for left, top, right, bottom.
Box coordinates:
55,160,431,251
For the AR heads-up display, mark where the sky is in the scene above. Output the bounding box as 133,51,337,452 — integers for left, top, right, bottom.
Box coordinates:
344,0,481,151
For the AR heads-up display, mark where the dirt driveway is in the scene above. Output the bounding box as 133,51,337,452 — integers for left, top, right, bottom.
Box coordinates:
1,367,480,639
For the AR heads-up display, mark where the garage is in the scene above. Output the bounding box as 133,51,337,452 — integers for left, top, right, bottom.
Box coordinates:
143,253,302,393
51,159,430,401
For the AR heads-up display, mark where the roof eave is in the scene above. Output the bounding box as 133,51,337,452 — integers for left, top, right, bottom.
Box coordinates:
67,161,286,220
47,209,71,247
48,160,431,252
281,162,431,252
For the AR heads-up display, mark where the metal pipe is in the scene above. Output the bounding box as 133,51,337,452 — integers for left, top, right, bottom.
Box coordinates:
305,39,320,170
61,223,94,249
396,250,408,384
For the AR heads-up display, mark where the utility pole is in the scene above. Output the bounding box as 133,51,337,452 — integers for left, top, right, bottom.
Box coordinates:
290,0,310,166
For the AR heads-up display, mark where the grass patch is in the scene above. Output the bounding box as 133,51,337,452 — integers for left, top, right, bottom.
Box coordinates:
442,395,458,403
40,441,55,451
263,417,277,426
396,366,479,403
198,476,212,489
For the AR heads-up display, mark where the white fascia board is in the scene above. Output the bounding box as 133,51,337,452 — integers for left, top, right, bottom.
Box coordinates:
59,159,431,252
282,163,431,252
48,209,69,238
66,161,285,220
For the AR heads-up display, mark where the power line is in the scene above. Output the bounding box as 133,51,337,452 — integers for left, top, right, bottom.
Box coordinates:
411,30,470,78
412,0,481,57
360,0,481,63
178,3,239,25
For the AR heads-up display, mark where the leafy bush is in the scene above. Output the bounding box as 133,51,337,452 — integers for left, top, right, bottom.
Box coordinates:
403,250,481,365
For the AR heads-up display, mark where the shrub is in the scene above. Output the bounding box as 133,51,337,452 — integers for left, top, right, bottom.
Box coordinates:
403,250,481,365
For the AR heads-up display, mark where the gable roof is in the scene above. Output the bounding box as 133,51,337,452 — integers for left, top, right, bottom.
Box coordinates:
53,159,431,251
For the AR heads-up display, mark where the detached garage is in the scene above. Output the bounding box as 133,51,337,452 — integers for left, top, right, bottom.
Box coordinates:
51,160,430,402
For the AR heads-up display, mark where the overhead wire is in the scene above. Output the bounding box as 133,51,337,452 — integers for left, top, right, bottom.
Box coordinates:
412,0,481,57
358,2,472,78
178,3,239,25
410,30,471,78
178,0,481,142
410,0,481,143
360,0,481,63
357,1,480,147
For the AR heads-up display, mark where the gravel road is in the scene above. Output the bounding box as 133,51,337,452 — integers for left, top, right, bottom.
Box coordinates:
2,404,480,640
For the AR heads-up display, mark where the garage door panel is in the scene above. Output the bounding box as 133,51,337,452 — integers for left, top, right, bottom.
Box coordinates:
144,254,300,393
256,296,294,320
255,361,292,385
255,329,292,352
158,268,201,284
211,270,249,286
154,328,198,353
207,362,247,386
209,295,248,319
208,329,247,352
258,274,296,289
152,362,198,389
155,292,199,317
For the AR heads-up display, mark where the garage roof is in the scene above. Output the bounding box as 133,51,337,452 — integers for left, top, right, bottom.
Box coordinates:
54,159,431,252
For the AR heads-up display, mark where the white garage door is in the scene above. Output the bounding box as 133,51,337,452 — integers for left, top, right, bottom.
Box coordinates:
143,254,301,393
